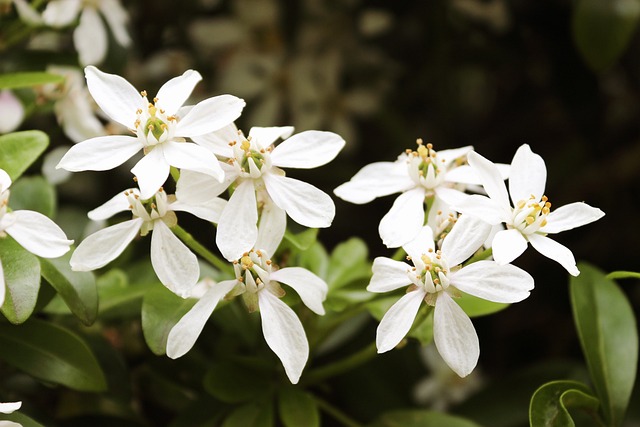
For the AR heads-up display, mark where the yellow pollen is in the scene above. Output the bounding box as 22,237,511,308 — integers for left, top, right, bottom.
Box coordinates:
416,138,423,145
428,248,433,253
426,143,433,149
541,219,548,227
517,200,526,209
240,255,254,269
140,90,147,97
541,195,548,202
240,140,251,152
153,97,159,103
136,108,143,114
150,203,156,209
266,260,272,265
434,278,440,285
526,216,535,225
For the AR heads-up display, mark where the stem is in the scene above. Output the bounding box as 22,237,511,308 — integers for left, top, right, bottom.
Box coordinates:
391,247,406,261
463,247,492,266
172,224,231,274
303,341,378,385
313,395,363,427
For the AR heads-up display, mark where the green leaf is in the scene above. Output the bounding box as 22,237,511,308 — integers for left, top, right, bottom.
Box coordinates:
372,410,481,427
222,400,274,427
297,241,330,278
570,262,638,426
141,285,196,355
283,228,318,250
0,72,64,89
326,238,371,290
278,386,319,427
529,380,600,427
40,249,97,325
0,411,45,427
456,291,509,317
0,318,107,391
9,176,56,217
0,131,48,181
203,360,274,404
572,0,640,71
0,236,40,324
606,270,640,280
96,269,152,318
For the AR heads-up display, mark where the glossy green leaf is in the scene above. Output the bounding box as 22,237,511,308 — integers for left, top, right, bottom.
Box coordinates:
141,285,196,355
326,238,371,290
570,262,638,426
0,411,45,427
372,410,481,427
9,176,56,217
573,0,640,71
283,228,318,250
606,270,640,280
40,249,97,325
278,386,319,427
0,318,107,391
203,360,274,404
297,241,330,279
529,380,600,427
0,72,64,89
0,131,48,181
0,236,40,324
456,291,509,317
222,400,274,427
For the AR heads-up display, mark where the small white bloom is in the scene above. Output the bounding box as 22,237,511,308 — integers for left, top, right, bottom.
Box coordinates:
0,401,22,427
368,216,534,377
56,66,246,199
190,124,345,261
457,144,605,276
0,90,24,134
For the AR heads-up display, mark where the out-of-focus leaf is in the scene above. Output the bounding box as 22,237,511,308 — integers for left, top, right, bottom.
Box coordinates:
0,411,45,427
9,176,56,217
297,241,329,279
570,262,638,426
573,0,640,71
278,386,319,427
97,269,154,318
606,270,640,280
0,236,40,324
529,380,600,427
0,72,64,89
168,397,227,427
325,288,372,311
61,416,147,427
0,131,48,181
326,238,371,289
283,228,318,250
222,400,274,427
371,410,480,427
456,291,509,318
0,318,107,391
203,359,274,404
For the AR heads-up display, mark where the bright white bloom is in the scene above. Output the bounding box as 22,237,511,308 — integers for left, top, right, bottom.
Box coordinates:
0,90,24,133
167,248,328,384
189,124,345,261
457,144,605,276
4,0,41,25
57,66,245,199
0,401,22,427
0,170,73,306
42,0,131,65
70,185,225,297
334,139,506,248
368,216,534,377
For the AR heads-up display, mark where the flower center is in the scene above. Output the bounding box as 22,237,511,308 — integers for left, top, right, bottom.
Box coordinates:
510,195,551,234
0,189,12,237
133,91,177,148
231,250,283,312
407,139,448,189
407,249,451,306
229,134,273,178
126,188,176,235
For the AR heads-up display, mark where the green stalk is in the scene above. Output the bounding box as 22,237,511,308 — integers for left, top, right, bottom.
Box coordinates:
172,224,231,274
303,341,378,385
463,247,493,266
313,395,363,427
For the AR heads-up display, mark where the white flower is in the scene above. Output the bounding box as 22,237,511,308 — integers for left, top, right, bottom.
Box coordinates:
56,66,246,199
0,90,24,134
0,401,22,427
0,170,73,306
70,185,225,297
190,124,345,261
167,248,328,384
457,144,605,276
368,216,534,377
7,0,42,25
334,140,506,248
42,0,131,65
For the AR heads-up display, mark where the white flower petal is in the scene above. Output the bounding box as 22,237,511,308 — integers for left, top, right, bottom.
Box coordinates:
75,7,107,65
177,167,237,202
270,267,328,315
402,225,435,264
0,420,22,427
155,70,202,116
191,123,238,158
99,0,131,47
176,95,245,137
13,0,43,25
376,289,426,353
528,234,579,276
333,161,414,204
248,126,295,148
0,90,24,133
71,218,142,270
42,0,80,26
6,210,73,258
255,198,286,257
437,146,473,165
131,147,170,200
56,135,141,172
216,180,258,261
443,165,483,186
150,220,199,297
451,260,534,303
0,169,11,191
0,401,21,414
433,291,479,377
0,259,5,308
263,173,335,228
509,144,547,205
368,257,411,293
171,198,226,223
455,194,506,225
441,215,492,267
270,131,345,169
491,228,528,265
163,141,224,182
84,66,141,128
378,187,426,248
541,202,605,234
166,279,237,359
258,290,309,384
467,151,511,210
88,189,134,220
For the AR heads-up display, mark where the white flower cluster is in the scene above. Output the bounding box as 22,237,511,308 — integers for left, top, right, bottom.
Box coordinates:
335,140,604,377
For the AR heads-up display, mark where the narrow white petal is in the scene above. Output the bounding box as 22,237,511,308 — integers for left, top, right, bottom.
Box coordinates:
0,401,21,414
191,123,239,158
0,90,24,134
263,174,335,228
14,0,43,25
333,161,414,204
163,141,224,182
131,148,170,200
166,279,237,359
56,135,141,172
258,290,309,384
155,70,202,116
467,151,511,210
270,267,328,315
216,180,258,261
368,257,411,293
0,420,22,427
433,292,479,377
402,225,435,263
455,194,507,225
177,167,237,202
376,289,426,353
541,202,605,234
171,198,226,223
443,165,483,186
437,146,473,165
88,189,134,220
75,7,107,66
255,198,286,257
0,259,5,308
451,261,534,303
528,234,580,276
491,229,528,265
509,144,547,205
71,219,142,270
441,215,492,267
0,169,11,191
6,211,73,258
98,0,131,47
150,221,199,297
84,66,141,128
270,131,345,169
42,0,80,26
248,126,295,148
378,188,426,248
176,95,245,137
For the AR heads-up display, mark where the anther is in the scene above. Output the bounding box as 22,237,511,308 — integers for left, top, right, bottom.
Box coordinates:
140,90,147,97
153,97,159,103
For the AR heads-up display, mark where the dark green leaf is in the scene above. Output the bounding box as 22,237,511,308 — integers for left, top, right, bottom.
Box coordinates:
97,269,153,318
0,131,48,181
606,271,640,280
372,410,481,427
570,262,638,426
0,318,107,391
456,291,509,318
0,236,40,324
222,400,274,427
0,72,64,89
0,411,45,427
278,386,319,427
9,176,56,217
203,360,274,404
529,380,600,427
283,228,318,250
